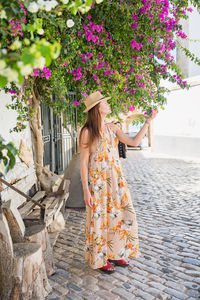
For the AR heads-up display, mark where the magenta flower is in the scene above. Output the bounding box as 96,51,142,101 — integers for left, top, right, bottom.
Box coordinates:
73,101,80,106
176,30,187,39
131,40,143,50
8,89,17,94
128,105,135,112
131,23,138,30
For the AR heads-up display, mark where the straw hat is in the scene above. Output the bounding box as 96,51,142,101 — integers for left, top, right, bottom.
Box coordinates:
83,91,111,113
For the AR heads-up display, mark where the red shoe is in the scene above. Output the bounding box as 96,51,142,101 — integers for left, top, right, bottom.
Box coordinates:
108,259,129,267
100,260,115,274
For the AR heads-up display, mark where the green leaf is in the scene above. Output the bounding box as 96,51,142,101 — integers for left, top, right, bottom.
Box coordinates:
0,75,8,88
21,52,35,65
86,0,92,6
75,0,82,6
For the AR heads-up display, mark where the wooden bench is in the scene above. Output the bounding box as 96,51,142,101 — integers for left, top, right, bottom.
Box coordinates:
18,179,70,228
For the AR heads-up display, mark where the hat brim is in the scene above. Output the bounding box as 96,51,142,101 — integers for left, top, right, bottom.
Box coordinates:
83,96,111,113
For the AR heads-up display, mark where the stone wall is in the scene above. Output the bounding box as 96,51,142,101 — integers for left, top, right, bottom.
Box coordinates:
0,90,37,207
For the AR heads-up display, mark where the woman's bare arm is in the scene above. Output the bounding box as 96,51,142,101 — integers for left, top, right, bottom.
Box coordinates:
108,122,149,147
108,110,158,147
80,128,90,190
79,128,93,208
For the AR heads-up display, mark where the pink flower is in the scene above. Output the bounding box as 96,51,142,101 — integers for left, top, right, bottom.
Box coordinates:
131,40,143,50
128,105,135,112
72,101,80,106
176,30,187,39
131,23,138,30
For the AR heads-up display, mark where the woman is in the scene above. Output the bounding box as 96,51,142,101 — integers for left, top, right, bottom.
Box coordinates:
113,121,127,159
79,91,158,273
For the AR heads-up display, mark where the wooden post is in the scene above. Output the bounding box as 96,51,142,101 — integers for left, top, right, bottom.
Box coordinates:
148,122,152,147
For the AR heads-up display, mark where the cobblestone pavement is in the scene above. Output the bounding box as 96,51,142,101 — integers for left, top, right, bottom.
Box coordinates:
47,150,200,300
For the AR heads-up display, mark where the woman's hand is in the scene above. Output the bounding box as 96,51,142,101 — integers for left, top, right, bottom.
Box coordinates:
148,108,159,122
84,189,93,208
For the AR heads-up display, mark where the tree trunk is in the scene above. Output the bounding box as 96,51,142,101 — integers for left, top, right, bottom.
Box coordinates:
29,83,44,178
22,79,63,192
11,242,51,300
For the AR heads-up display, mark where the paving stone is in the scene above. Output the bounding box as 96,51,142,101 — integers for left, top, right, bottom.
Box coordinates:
144,287,169,299
128,272,149,283
112,272,129,282
46,295,62,300
54,269,70,278
164,281,186,292
134,289,155,300
129,279,149,290
112,287,136,300
96,290,120,300
65,292,83,300
129,266,149,277
164,287,188,299
65,282,82,292
53,284,69,296
148,274,166,284
114,281,135,293
50,274,67,285
148,281,166,290
185,270,200,277
186,289,200,298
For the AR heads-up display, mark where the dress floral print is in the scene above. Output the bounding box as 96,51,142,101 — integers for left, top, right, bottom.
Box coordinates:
85,124,141,269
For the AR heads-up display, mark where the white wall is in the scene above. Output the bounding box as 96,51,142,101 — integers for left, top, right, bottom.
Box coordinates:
188,6,200,77
176,6,200,77
0,90,37,207
152,76,200,159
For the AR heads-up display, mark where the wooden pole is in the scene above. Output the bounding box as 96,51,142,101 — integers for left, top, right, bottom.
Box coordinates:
0,178,45,209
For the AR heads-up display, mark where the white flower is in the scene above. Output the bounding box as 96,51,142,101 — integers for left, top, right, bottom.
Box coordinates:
2,49,7,54
34,56,45,69
37,28,44,35
78,7,86,14
0,10,7,19
61,0,69,3
85,6,91,12
45,0,58,11
37,0,46,9
66,19,74,28
28,2,39,13
17,62,33,76
11,40,22,50
96,0,103,3
0,67,18,82
0,60,6,69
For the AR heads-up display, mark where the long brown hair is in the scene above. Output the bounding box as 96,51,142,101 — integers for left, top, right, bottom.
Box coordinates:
79,102,102,151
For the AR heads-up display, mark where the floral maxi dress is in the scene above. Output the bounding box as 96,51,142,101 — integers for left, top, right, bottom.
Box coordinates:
85,124,141,269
